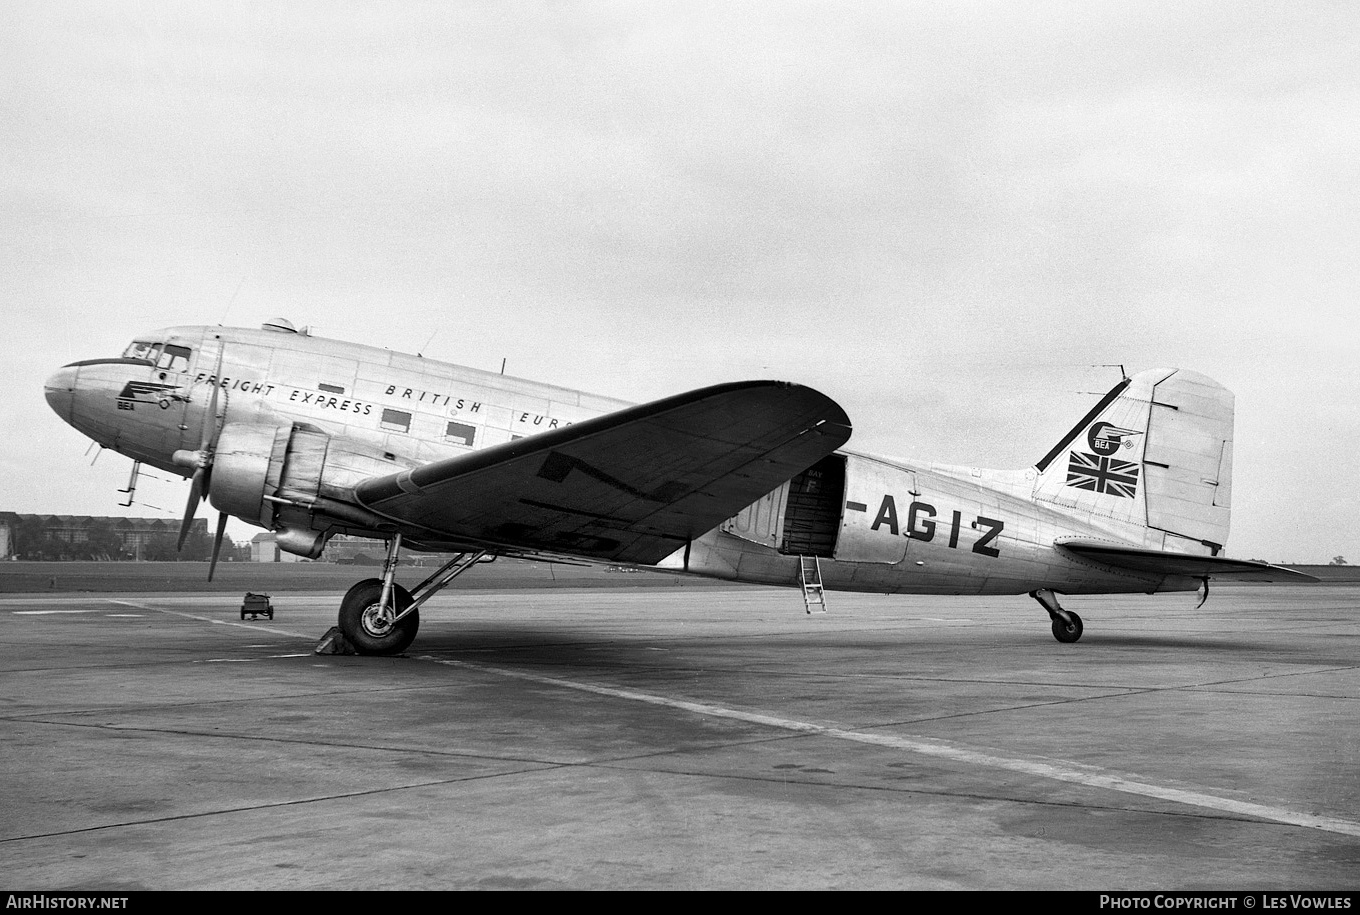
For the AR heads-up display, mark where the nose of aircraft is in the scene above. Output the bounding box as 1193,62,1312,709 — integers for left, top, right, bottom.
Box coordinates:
44,365,78,422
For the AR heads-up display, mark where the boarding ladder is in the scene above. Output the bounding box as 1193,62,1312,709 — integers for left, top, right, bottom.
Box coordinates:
799,555,827,614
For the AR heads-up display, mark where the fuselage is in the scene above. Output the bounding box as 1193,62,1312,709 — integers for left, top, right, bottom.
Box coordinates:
43,322,634,477
45,322,1196,599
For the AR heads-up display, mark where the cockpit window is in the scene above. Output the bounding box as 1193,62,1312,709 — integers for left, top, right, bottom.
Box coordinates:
157,344,192,372
120,340,192,371
122,340,162,362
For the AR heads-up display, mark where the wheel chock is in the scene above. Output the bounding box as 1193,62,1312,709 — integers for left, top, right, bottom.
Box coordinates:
314,626,357,656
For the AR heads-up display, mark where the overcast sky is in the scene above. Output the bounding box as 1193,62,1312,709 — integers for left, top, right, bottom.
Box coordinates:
3,2,1356,563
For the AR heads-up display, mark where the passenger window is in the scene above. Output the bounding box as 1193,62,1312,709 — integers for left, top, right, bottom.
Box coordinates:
380,409,411,433
445,421,476,447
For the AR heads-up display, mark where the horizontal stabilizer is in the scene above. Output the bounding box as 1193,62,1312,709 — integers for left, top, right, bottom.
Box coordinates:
1057,539,1317,582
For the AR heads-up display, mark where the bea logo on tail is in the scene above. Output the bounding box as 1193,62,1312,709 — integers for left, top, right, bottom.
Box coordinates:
1087,421,1142,455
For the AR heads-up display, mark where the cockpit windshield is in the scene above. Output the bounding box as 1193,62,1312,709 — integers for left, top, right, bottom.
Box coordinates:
121,340,192,372
122,340,159,362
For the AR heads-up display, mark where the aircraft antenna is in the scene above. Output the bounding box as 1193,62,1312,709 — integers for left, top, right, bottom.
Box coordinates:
1079,364,1130,393
500,358,507,375
1092,363,1129,382
219,276,245,324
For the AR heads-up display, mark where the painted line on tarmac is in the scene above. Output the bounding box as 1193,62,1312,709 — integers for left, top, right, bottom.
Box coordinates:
203,654,313,663
428,656,1360,839
13,609,101,614
108,599,304,639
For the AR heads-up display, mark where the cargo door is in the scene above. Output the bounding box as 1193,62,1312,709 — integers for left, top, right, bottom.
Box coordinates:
777,454,846,558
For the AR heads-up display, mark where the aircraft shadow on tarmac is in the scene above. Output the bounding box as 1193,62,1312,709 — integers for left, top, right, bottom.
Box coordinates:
335,624,1334,671
380,624,717,668
1059,629,1350,659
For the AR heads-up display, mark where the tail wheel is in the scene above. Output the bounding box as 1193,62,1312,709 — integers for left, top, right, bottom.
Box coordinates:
339,578,419,655
1051,611,1083,644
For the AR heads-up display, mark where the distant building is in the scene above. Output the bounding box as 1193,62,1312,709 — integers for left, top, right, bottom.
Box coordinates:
0,513,208,560
321,534,466,567
321,534,387,564
248,532,307,563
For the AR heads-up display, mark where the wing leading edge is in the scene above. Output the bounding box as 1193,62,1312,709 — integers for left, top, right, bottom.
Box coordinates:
353,381,852,564
1057,539,1317,582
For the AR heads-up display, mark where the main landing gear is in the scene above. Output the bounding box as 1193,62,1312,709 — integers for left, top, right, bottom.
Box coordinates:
335,533,493,655
1030,588,1083,643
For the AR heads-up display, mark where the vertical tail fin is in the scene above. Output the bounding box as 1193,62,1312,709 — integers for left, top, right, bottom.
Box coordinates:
1033,368,1234,555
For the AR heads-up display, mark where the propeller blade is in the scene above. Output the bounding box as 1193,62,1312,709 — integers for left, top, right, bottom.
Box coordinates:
201,346,224,450
208,511,228,581
177,467,206,550
181,343,225,554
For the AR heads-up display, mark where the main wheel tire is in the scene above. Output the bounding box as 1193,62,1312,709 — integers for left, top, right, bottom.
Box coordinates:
338,578,419,655
1051,610,1083,644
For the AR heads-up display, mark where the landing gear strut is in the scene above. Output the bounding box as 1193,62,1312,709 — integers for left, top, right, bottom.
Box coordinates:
335,533,493,655
1031,588,1083,643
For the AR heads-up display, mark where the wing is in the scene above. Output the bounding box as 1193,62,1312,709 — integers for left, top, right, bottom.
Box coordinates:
353,381,851,564
1057,539,1317,582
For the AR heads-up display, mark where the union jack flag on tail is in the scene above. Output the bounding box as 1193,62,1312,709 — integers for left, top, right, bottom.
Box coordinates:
1065,451,1139,498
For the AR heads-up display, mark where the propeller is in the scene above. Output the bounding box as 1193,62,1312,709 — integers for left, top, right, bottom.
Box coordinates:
208,511,229,581
174,344,228,576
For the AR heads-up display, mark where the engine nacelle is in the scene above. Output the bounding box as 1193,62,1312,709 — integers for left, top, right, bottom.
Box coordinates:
210,423,290,529
209,421,410,554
